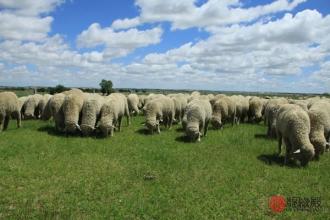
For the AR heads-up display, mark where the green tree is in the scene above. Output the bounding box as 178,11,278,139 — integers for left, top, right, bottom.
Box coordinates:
49,84,67,94
99,79,113,95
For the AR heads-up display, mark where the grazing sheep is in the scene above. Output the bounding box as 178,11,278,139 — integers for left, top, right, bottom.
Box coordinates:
127,94,140,115
138,94,147,109
288,99,308,111
209,94,227,107
211,96,236,129
0,92,21,132
248,96,265,123
37,94,52,118
308,100,330,158
42,93,66,132
23,94,43,119
18,96,28,119
80,94,104,136
276,104,315,166
231,95,249,124
144,96,175,134
169,94,187,123
264,98,288,138
62,89,85,134
98,93,130,137
185,99,212,142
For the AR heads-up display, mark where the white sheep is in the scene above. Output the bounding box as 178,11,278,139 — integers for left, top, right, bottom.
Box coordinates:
80,94,104,136
185,99,212,142
0,92,21,131
62,89,86,134
276,104,315,166
211,96,236,129
308,100,330,158
98,93,130,137
127,93,140,115
23,94,43,119
144,96,175,134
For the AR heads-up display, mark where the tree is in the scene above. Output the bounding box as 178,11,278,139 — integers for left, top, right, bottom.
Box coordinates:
49,84,67,94
99,79,113,95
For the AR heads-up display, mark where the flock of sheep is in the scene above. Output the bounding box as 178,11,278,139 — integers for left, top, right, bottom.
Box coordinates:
0,89,329,166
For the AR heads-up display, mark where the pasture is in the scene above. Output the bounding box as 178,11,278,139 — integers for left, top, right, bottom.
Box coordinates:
0,116,329,219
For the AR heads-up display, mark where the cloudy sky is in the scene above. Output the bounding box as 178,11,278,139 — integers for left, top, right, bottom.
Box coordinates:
0,0,329,93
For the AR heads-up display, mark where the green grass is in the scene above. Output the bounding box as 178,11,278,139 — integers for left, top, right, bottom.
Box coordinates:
0,117,329,219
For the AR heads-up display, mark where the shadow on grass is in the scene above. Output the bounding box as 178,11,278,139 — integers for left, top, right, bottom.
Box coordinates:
175,135,195,143
135,128,153,136
37,125,82,138
175,127,184,132
254,133,269,139
257,154,300,168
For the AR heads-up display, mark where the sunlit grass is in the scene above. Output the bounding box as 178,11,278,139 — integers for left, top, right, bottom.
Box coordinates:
0,116,329,218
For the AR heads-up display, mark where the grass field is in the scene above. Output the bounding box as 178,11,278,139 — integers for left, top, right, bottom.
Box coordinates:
0,116,329,219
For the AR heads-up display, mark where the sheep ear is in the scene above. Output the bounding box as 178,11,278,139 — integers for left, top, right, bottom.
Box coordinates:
293,149,301,154
75,123,81,131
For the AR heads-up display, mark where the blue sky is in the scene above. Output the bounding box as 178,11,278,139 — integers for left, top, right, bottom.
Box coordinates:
0,0,330,93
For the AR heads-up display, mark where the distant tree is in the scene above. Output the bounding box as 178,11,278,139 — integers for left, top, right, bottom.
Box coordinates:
99,79,113,95
49,84,67,94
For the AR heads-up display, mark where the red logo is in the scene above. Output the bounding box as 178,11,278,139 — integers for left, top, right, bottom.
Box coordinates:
269,195,286,213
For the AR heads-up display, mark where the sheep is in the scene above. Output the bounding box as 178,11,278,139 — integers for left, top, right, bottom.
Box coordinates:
308,100,330,159
127,93,140,116
248,96,265,123
18,96,28,119
98,93,130,137
23,94,43,119
276,104,315,166
0,92,21,132
138,94,147,109
288,99,308,111
37,94,52,118
144,96,175,134
80,94,104,136
169,94,187,123
42,93,66,132
231,95,249,124
211,96,236,129
209,94,227,107
264,98,288,138
62,89,85,134
185,99,212,142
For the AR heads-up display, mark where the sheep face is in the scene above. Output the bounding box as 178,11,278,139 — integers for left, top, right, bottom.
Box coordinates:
299,146,315,166
186,124,201,142
310,135,326,157
211,115,222,129
81,124,95,136
65,122,81,134
24,103,37,119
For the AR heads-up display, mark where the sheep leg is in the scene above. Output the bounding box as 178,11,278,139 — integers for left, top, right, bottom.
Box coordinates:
200,121,205,137
118,116,122,132
204,120,209,137
157,123,160,134
3,115,10,131
15,111,21,128
277,132,282,155
284,138,291,165
0,114,4,132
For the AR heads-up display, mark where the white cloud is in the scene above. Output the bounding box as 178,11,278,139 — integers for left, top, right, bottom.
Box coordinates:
135,0,306,29
77,23,163,59
0,0,63,41
0,12,53,41
111,17,141,30
0,0,63,16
